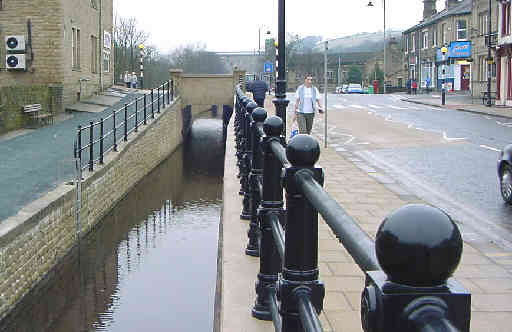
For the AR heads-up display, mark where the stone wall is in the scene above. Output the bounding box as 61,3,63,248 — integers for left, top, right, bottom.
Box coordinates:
0,98,186,321
0,0,114,118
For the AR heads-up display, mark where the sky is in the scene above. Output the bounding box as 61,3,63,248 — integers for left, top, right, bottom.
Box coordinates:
113,0,446,53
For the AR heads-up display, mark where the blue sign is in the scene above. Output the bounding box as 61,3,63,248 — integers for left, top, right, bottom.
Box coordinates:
450,41,471,58
264,61,273,73
436,41,471,61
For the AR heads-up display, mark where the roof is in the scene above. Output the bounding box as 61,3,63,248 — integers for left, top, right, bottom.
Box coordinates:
403,0,472,34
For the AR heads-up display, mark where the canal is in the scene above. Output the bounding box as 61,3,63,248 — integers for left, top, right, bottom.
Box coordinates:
1,116,224,332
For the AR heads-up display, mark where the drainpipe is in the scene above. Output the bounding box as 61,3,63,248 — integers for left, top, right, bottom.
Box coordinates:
99,0,103,92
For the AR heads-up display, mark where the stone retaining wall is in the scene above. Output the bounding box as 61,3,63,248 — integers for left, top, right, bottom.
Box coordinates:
0,97,188,321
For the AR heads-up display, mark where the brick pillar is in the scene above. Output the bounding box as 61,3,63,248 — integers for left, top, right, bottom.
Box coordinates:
233,67,246,92
169,68,184,96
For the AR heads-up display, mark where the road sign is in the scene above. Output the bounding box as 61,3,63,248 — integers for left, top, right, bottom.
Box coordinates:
264,61,273,73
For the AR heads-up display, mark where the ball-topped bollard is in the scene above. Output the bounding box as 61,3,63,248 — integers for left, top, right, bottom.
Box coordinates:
286,134,320,167
252,107,267,123
375,204,463,287
263,116,283,137
246,101,258,113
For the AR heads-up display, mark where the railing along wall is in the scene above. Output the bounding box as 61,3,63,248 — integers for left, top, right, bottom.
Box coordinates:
74,80,174,171
233,84,471,332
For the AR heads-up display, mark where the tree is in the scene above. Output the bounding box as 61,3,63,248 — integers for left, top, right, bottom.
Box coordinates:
113,15,149,83
168,43,228,74
347,65,363,84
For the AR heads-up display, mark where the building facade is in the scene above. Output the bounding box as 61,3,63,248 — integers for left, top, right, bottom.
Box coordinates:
495,0,512,104
403,0,472,91
0,0,113,128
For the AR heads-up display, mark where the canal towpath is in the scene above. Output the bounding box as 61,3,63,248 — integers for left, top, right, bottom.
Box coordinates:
0,86,143,225
220,94,512,332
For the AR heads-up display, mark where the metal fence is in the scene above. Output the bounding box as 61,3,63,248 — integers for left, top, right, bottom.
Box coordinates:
74,80,174,172
233,84,471,332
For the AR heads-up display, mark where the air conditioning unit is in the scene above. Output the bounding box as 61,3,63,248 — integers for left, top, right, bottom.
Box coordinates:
6,54,26,70
5,35,26,52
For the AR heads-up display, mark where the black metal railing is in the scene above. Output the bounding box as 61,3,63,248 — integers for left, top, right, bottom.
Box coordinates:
74,80,174,171
233,84,471,332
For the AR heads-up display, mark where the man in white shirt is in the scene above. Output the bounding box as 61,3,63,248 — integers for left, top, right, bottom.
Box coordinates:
294,74,323,135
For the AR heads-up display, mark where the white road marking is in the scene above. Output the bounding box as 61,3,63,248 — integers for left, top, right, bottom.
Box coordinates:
368,104,382,109
408,124,414,128
480,144,501,152
443,132,466,141
497,120,512,127
389,105,407,110
350,105,365,109
333,104,346,109
356,142,370,145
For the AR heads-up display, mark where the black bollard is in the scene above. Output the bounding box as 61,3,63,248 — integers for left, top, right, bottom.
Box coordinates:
361,204,470,332
280,134,325,332
252,115,285,320
246,107,267,257
240,101,258,220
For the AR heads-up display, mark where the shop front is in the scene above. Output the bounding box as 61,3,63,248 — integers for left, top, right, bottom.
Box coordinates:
435,41,472,91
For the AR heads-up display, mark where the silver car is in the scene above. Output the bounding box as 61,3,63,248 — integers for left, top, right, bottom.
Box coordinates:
498,144,512,204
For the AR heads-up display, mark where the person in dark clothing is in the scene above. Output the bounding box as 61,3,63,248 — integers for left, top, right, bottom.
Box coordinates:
246,79,269,108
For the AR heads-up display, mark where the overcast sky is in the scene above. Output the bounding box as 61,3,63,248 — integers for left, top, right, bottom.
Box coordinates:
114,0,446,53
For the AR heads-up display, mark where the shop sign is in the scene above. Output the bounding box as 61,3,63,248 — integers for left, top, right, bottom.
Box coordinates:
436,41,471,61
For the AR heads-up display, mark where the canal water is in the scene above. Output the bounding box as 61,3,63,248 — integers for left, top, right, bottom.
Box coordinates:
1,116,224,332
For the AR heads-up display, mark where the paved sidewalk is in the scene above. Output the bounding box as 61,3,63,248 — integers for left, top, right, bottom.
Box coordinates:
220,95,512,332
401,91,512,119
0,86,141,223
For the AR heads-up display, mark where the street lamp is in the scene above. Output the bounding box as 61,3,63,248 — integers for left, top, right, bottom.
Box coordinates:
273,0,289,136
367,0,386,93
258,27,271,55
441,46,448,105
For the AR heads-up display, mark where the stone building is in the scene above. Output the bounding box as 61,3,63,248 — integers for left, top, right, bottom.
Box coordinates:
363,38,406,89
403,0,472,91
0,0,113,132
471,0,498,98
495,0,512,105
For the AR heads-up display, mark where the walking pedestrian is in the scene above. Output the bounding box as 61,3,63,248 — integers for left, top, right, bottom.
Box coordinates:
412,79,418,95
425,77,431,93
294,74,324,135
124,71,131,88
131,72,138,89
406,78,411,95
246,78,268,108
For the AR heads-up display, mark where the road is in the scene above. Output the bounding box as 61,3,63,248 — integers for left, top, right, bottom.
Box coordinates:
287,92,512,252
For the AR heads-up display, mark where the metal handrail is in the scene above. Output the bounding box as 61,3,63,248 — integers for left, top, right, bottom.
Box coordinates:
74,80,174,171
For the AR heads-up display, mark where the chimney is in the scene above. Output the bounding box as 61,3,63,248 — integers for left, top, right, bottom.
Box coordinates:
423,0,436,19
445,0,460,9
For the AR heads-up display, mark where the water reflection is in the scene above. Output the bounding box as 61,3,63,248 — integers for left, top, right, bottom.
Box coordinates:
0,117,224,332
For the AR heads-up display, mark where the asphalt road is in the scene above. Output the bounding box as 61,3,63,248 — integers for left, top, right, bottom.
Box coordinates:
288,92,512,251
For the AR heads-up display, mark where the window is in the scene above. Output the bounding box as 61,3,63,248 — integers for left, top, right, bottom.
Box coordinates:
502,3,511,36
432,25,437,47
90,0,98,9
456,20,467,40
442,24,447,45
72,27,81,69
479,12,489,36
405,36,409,53
422,30,428,49
103,51,110,72
411,34,416,52
91,36,98,73
0,0,3,10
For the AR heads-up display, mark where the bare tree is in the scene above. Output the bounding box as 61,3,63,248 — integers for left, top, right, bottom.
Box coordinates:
169,43,228,74
113,15,149,82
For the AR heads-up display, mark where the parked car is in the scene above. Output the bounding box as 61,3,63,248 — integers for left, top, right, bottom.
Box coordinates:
341,84,348,93
347,83,364,94
498,144,512,204
335,86,343,94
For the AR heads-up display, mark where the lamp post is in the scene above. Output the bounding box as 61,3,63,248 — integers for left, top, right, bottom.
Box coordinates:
368,0,386,93
258,27,271,55
441,46,448,106
273,0,288,136
138,44,144,89
486,0,493,107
